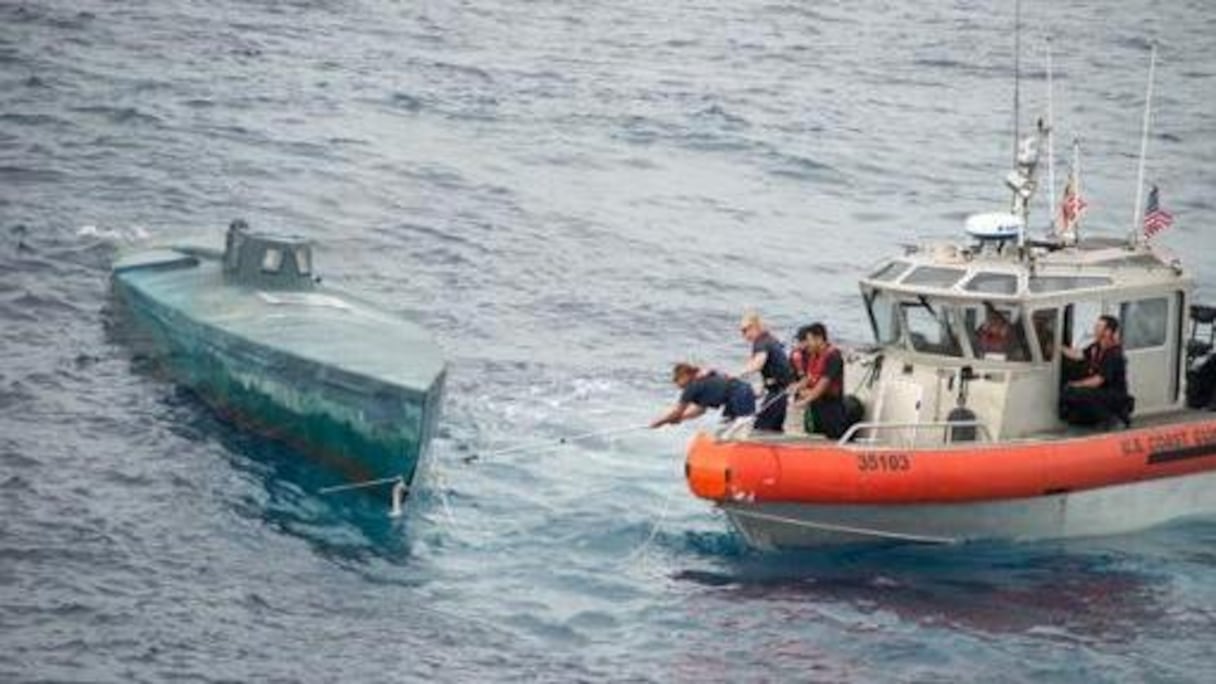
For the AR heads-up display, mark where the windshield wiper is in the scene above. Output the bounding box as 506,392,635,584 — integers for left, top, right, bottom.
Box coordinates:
917,294,937,317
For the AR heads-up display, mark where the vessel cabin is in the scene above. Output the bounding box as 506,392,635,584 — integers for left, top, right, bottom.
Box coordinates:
850,237,1196,444
223,220,316,291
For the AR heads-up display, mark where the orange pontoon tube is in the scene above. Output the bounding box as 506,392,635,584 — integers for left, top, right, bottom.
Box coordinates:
687,419,1216,505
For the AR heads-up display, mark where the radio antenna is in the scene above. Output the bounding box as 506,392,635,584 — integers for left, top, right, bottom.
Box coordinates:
1012,0,1022,170
1130,42,1158,245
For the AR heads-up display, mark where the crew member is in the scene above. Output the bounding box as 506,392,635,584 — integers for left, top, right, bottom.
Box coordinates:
650,363,756,428
975,308,1013,357
1059,315,1132,427
786,325,814,432
792,322,847,438
789,326,811,384
739,312,795,432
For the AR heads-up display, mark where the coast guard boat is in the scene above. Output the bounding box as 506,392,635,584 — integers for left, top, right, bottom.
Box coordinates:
685,47,1216,549
112,220,445,506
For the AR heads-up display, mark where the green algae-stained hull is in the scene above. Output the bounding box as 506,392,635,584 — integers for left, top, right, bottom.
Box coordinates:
112,248,445,489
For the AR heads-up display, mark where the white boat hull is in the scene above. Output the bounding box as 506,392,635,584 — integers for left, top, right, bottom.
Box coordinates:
721,470,1216,549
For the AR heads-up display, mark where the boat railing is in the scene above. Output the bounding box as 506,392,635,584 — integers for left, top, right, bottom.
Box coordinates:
839,420,994,447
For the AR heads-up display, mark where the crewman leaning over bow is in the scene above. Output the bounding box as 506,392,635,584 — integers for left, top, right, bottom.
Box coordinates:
650,363,756,429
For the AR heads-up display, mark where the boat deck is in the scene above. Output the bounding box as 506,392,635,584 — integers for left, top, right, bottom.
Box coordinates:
726,406,1216,449
113,249,445,393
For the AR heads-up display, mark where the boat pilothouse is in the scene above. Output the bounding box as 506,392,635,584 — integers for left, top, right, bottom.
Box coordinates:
683,39,1216,548
855,230,1195,444
844,50,1205,447
223,218,317,291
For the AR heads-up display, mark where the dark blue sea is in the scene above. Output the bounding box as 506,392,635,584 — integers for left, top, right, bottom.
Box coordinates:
3,1,1216,681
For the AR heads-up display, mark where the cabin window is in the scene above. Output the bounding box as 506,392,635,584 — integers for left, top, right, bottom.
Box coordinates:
1064,300,1104,349
964,272,1019,295
1173,291,1185,402
903,300,962,357
1028,275,1112,293
962,305,1031,361
1120,297,1169,349
869,261,911,282
261,248,283,273
295,248,312,276
1032,309,1059,361
1098,254,1166,269
903,266,966,289
866,290,901,345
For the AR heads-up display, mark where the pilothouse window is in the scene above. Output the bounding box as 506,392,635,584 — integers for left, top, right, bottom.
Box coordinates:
964,305,1031,361
1028,276,1112,293
261,248,283,273
869,261,911,282
295,248,311,276
867,290,901,345
1032,309,1059,361
903,266,967,289
965,272,1019,295
1120,297,1169,349
903,301,962,357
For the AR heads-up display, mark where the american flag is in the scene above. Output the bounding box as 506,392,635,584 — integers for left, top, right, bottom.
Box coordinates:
1143,184,1174,238
1059,174,1087,232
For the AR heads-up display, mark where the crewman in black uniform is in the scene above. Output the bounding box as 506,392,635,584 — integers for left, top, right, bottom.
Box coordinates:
738,312,795,432
650,363,756,428
1059,315,1132,427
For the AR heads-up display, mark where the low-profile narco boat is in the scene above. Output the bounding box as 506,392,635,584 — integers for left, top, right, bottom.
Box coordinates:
685,46,1216,549
112,220,445,504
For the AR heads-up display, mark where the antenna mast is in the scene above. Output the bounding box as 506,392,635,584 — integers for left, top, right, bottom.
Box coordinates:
1002,0,1043,251
1045,38,1056,233
1130,42,1158,245
1012,0,1021,171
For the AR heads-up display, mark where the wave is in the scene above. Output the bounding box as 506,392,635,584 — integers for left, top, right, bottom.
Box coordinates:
68,105,162,126
76,223,150,244
0,165,66,184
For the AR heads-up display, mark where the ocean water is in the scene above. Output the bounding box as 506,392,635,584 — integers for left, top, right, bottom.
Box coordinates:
3,1,1216,681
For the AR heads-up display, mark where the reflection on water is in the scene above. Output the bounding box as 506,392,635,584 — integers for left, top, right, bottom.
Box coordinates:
179,398,428,564
659,536,1209,681
679,541,1168,640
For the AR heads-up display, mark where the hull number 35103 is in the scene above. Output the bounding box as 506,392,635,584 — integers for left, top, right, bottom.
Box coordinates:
857,452,912,472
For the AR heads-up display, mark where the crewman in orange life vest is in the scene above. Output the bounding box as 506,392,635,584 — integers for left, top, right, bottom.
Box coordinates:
791,322,847,439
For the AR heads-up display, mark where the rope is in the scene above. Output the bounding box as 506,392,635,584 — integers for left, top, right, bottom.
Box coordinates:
621,484,679,567
722,386,793,439
723,505,959,545
463,424,649,464
318,475,404,495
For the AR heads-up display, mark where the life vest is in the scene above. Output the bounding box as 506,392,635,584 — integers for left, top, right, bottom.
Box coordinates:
977,323,1009,353
807,344,843,399
1086,342,1109,373
789,348,808,380
1085,342,1127,394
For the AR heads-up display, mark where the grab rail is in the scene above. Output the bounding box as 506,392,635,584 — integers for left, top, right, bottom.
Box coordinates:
838,420,994,446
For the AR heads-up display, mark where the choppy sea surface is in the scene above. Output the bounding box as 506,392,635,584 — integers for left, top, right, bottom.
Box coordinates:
3,1,1216,681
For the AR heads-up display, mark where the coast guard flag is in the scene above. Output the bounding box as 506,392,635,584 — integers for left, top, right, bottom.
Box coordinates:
1143,185,1174,239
